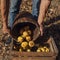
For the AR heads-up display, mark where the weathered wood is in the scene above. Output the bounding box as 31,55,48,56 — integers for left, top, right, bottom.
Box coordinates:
8,37,58,60
11,12,40,41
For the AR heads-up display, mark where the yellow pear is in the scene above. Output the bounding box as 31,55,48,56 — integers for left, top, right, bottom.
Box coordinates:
40,48,45,52
19,48,22,52
23,31,29,37
45,48,49,52
37,49,41,52
17,36,23,43
27,49,31,52
22,35,25,38
29,41,35,47
21,42,28,48
26,36,31,41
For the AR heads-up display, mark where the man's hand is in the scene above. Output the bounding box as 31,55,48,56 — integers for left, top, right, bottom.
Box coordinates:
37,0,51,36
2,23,10,34
2,27,9,34
38,21,43,36
39,24,43,36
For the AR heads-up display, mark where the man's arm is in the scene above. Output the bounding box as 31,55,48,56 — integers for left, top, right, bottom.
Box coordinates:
38,0,51,36
1,0,9,33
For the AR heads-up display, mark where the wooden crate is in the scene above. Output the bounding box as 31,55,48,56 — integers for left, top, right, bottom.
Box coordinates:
10,37,58,60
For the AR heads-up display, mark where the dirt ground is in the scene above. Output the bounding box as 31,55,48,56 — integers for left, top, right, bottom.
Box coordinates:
0,0,60,60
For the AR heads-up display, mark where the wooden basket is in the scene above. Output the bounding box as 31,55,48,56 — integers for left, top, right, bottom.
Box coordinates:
10,12,40,41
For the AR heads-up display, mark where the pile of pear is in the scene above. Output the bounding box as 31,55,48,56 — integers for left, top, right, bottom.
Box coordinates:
16,26,35,52
13,26,50,52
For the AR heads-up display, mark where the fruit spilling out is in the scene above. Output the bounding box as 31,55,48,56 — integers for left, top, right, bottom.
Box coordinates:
37,46,50,52
21,42,28,48
13,26,50,52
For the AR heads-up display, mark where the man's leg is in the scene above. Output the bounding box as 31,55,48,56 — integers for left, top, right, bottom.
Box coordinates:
32,0,40,20
8,0,21,28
